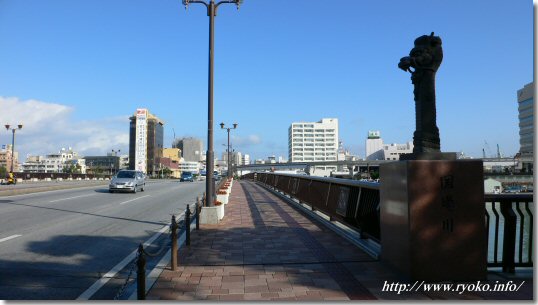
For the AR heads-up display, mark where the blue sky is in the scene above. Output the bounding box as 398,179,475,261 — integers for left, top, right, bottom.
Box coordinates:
0,0,533,161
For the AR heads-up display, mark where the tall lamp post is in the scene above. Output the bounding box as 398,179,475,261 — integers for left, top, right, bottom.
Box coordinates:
220,122,237,178
182,0,243,207
111,149,121,175
5,124,22,173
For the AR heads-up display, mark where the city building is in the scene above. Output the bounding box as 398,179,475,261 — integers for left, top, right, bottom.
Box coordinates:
172,137,203,162
0,144,18,172
178,161,200,174
84,155,120,175
242,154,250,165
365,131,413,161
129,108,164,175
22,147,82,173
288,118,339,176
517,82,534,173
365,131,384,160
160,148,182,178
20,155,46,173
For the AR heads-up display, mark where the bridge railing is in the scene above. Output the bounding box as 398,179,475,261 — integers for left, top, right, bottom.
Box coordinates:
242,172,381,242
242,172,534,271
485,193,533,271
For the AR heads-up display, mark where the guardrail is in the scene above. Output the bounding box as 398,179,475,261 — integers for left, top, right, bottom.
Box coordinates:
241,172,381,242
243,172,534,271
485,193,534,272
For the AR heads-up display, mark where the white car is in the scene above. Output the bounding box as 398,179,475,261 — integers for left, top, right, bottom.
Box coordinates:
109,170,146,193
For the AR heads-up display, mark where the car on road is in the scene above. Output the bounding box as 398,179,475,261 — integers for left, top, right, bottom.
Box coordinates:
109,170,146,193
180,172,194,182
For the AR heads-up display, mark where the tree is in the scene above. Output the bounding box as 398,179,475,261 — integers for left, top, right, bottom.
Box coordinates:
0,165,6,178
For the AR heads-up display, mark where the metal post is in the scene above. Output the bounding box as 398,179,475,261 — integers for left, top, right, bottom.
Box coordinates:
500,201,516,273
137,244,146,300
205,0,216,208
196,197,201,230
11,129,15,173
185,204,191,246
227,129,230,178
171,215,178,271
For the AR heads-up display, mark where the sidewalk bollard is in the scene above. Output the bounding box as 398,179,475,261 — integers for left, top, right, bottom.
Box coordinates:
185,204,191,246
196,197,200,230
170,215,178,271
137,244,146,300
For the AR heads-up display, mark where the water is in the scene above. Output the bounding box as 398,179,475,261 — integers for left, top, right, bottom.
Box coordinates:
486,201,534,264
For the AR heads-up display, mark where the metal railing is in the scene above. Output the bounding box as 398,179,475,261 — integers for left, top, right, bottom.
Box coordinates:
242,172,381,242
485,193,534,272
243,172,534,272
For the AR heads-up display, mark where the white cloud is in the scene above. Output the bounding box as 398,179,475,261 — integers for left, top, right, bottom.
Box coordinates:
0,96,129,161
231,134,262,147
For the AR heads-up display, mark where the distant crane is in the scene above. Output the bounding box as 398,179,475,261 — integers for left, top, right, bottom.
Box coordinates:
483,140,493,158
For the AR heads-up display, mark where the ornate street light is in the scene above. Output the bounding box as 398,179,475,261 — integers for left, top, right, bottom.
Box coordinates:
181,0,243,207
5,124,22,173
220,122,237,178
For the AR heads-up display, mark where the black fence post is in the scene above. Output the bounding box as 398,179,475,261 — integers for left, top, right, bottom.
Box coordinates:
171,215,178,271
137,244,146,300
185,204,191,246
196,197,201,230
500,201,516,273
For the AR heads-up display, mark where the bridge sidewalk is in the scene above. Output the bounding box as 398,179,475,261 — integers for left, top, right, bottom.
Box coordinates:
146,180,533,301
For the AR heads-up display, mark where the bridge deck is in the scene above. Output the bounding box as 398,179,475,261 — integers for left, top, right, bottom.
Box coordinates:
146,180,533,301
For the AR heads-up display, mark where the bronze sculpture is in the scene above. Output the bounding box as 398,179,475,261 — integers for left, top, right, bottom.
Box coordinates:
399,32,443,154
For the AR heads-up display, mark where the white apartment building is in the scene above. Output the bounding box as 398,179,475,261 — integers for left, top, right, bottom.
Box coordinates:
178,161,200,174
22,147,82,173
289,118,339,176
242,154,250,165
365,131,413,161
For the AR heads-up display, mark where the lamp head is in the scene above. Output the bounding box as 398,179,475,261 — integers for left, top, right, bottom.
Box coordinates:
220,122,225,129
17,124,23,130
235,0,243,10
233,123,238,129
182,0,189,9
4,125,10,130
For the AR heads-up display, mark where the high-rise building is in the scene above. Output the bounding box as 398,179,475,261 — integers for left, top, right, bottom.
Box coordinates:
129,108,164,175
517,82,534,173
288,118,339,176
172,137,203,162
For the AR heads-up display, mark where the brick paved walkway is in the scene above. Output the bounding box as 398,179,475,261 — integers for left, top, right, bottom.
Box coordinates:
146,180,533,301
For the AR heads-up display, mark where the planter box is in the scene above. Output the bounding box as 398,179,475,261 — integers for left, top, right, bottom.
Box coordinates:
217,193,229,205
199,204,225,224
217,204,224,220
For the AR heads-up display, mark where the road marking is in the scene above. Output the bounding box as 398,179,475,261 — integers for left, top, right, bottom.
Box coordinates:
76,211,186,300
49,194,96,203
0,234,21,243
119,195,150,205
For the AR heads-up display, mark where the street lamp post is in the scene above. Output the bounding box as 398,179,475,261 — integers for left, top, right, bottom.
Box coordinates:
5,124,23,173
220,122,237,178
182,0,243,207
111,149,121,175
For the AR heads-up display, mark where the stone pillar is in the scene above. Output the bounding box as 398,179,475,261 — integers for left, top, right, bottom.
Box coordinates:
380,159,487,281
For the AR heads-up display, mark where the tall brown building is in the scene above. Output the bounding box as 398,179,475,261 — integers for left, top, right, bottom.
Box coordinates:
129,108,164,176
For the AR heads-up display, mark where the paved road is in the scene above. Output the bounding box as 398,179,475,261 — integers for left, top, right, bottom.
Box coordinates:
0,180,206,300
